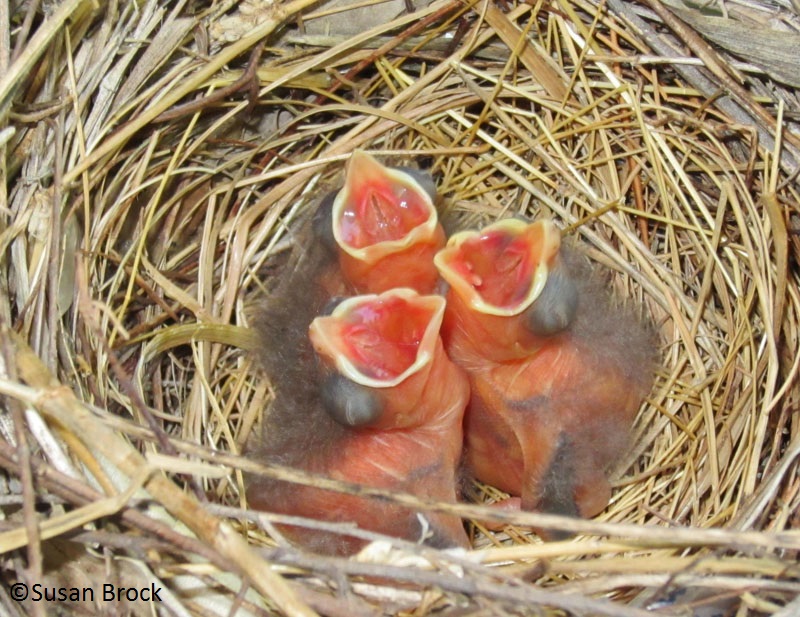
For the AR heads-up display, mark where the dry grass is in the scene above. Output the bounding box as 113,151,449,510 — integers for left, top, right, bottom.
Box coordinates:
1,0,799,615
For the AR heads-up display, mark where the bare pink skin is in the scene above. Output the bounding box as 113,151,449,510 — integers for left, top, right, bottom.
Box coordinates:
248,291,470,555
436,221,655,526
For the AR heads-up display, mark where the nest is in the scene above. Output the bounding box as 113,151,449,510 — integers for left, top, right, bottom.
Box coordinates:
2,0,799,615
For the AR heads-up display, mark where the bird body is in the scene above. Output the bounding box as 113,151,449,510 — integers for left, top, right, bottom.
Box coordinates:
435,219,655,520
462,331,649,517
247,288,469,555
246,152,462,554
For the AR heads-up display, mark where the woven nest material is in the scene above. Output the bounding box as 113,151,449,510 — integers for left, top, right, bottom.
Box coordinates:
2,0,800,615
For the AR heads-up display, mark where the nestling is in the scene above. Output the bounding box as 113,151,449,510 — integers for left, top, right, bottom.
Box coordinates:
434,218,656,525
246,286,469,555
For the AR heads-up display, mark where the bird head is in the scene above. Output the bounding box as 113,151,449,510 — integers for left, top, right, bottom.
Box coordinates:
308,288,447,428
328,150,445,293
434,218,573,361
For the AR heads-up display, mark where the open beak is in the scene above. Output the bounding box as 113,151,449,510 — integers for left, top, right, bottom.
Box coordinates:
309,288,443,389
331,151,445,293
433,219,562,360
434,218,561,316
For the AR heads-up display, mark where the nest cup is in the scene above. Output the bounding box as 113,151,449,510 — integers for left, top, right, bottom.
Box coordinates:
2,0,799,615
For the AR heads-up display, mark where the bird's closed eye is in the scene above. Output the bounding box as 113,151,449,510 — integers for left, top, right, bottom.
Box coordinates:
320,373,383,427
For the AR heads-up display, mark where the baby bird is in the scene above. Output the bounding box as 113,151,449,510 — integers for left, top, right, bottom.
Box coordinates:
246,152,459,554
434,218,656,524
247,285,470,555
315,150,446,294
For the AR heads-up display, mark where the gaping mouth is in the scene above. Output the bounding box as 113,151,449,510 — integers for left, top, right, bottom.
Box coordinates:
434,219,561,316
332,150,439,263
309,288,445,388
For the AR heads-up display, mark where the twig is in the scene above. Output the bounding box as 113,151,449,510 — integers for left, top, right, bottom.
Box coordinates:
0,439,231,570
607,0,800,173
0,324,45,617
154,41,265,123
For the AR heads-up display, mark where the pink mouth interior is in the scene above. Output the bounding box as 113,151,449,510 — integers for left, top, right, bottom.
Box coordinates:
447,229,537,309
337,174,431,249
337,296,433,380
